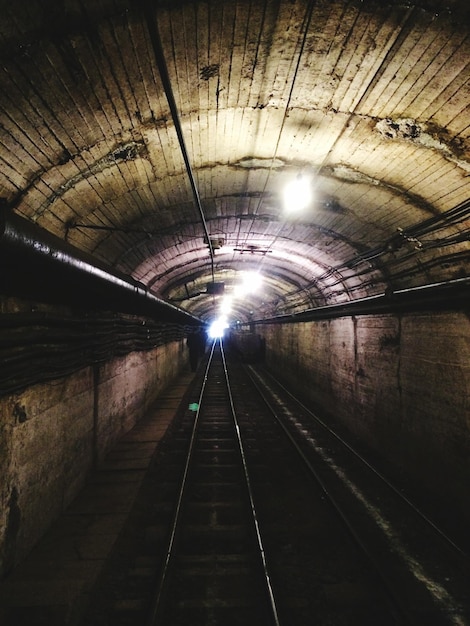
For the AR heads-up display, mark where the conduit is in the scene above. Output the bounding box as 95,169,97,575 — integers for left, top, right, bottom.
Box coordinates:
142,0,215,279
0,312,188,395
0,208,200,325
254,277,470,324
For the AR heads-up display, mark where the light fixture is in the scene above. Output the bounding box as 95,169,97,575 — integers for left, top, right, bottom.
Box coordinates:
233,271,263,297
220,295,233,315
204,235,225,249
282,173,312,213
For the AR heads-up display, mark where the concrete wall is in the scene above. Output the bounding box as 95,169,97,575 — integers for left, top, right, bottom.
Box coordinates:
259,311,470,525
0,340,186,575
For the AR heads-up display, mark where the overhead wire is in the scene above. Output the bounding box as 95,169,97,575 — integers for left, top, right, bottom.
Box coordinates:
142,0,468,317
230,1,464,314
269,198,470,312
142,0,215,283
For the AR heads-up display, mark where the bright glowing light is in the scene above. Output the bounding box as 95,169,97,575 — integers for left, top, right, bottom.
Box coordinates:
282,175,312,213
220,295,233,315
233,271,263,297
209,317,229,339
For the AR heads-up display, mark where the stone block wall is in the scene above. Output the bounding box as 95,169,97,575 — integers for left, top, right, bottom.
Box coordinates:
0,340,186,575
95,341,184,462
258,311,470,526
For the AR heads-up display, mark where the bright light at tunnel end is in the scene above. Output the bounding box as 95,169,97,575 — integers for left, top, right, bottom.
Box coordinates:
209,317,229,339
210,271,264,333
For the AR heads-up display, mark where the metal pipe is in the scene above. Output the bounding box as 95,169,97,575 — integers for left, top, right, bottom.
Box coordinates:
0,208,200,325
252,277,470,324
142,0,215,279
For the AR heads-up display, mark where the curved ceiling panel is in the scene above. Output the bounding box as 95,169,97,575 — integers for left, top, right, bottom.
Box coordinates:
0,0,468,323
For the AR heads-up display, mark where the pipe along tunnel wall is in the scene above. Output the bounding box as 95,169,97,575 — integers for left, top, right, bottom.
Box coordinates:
0,298,189,576
0,300,469,576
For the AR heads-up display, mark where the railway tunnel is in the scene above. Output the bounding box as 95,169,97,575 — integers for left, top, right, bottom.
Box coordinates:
0,0,469,622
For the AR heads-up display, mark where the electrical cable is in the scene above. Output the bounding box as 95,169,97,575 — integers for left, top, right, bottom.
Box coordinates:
142,0,215,282
0,312,192,396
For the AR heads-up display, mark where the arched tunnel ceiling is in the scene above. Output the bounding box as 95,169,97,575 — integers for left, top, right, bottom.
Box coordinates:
0,0,469,322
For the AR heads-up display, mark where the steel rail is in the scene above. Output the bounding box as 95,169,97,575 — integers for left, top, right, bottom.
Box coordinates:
145,340,216,626
220,341,282,626
244,364,416,626
146,340,281,625
252,365,466,559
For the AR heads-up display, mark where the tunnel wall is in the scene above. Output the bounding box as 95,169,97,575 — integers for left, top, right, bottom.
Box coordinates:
0,339,187,576
258,310,470,526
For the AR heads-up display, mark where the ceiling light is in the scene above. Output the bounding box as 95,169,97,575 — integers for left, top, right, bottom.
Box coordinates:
233,271,263,297
282,174,312,213
220,296,233,315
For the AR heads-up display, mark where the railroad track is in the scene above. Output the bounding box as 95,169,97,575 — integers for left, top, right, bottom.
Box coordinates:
82,340,469,626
